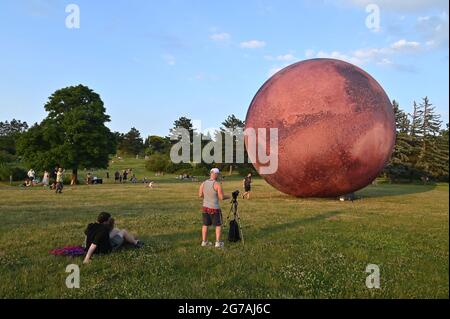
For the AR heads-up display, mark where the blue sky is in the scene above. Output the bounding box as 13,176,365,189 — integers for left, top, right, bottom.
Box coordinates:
0,0,448,137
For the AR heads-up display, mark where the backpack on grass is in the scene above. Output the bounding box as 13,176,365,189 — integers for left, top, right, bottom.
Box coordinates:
228,219,241,242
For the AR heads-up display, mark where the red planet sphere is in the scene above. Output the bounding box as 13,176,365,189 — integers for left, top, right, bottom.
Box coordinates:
245,58,396,197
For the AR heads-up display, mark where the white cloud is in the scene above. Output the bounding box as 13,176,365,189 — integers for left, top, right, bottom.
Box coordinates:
210,32,231,42
390,39,421,51
265,53,297,62
162,54,176,66
266,53,298,77
277,54,296,61
303,38,424,72
304,49,315,59
315,50,363,65
240,40,267,49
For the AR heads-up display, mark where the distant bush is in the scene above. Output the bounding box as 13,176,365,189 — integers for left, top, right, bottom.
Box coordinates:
0,164,27,181
145,154,170,173
163,161,189,174
190,166,209,177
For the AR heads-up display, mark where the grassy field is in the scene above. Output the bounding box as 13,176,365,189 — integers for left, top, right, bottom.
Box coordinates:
0,158,448,299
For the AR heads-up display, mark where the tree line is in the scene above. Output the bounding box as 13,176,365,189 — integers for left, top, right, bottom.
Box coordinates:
385,98,448,182
0,84,448,183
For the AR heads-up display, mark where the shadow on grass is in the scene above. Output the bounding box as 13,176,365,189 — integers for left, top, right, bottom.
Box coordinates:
252,210,343,239
264,183,437,201
138,210,343,249
356,183,436,198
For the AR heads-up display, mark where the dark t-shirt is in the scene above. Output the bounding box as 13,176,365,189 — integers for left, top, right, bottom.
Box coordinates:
85,223,112,254
244,177,252,187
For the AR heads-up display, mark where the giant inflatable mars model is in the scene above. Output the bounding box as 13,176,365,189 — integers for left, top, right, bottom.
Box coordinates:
245,58,396,197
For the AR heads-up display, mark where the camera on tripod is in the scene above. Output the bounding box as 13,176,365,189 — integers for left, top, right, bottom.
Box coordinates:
228,190,243,243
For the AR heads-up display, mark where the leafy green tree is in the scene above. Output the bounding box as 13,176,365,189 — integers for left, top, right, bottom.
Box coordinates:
117,127,144,155
144,135,171,155
17,85,116,184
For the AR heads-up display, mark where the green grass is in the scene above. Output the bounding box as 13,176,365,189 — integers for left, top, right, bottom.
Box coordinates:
0,158,448,299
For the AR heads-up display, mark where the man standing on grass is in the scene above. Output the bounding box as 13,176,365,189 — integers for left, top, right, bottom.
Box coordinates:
55,167,64,194
198,168,230,248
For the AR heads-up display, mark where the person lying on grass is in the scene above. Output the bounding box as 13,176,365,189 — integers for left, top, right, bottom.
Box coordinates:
83,212,144,264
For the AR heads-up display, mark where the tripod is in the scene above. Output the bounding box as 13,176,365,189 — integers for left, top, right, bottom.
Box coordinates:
227,197,245,244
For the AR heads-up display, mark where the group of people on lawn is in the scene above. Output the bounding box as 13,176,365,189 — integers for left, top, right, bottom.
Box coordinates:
22,167,64,193
22,166,253,262
83,168,253,262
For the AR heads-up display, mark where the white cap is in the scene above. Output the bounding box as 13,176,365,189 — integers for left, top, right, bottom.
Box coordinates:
210,168,220,175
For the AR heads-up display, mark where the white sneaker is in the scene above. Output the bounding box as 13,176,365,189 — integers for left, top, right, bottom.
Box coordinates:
215,241,224,248
201,241,212,247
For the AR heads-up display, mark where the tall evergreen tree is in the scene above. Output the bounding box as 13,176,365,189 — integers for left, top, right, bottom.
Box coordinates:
416,97,445,178
117,127,144,155
385,101,414,181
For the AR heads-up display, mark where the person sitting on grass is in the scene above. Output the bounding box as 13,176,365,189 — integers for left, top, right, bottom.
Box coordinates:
83,212,143,264
20,178,32,187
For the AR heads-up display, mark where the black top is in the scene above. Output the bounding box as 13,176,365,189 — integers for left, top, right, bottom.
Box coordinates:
244,176,252,187
85,223,112,254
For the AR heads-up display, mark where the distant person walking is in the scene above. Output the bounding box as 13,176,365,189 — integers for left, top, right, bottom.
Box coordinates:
114,171,120,183
56,168,64,194
198,168,230,248
122,170,128,183
242,173,253,199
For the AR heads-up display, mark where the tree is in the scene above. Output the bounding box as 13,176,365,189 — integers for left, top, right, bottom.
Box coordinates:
0,119,29,157
169,116,195,144
117,127,144,155
437,124,449,181
17,85,116,184
220,114,246,175
416,97,445,178
385,101,414,182
221,114,245,132
409,101,423,137
407,101,424,169
0,119,28,137
144,135,171,155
